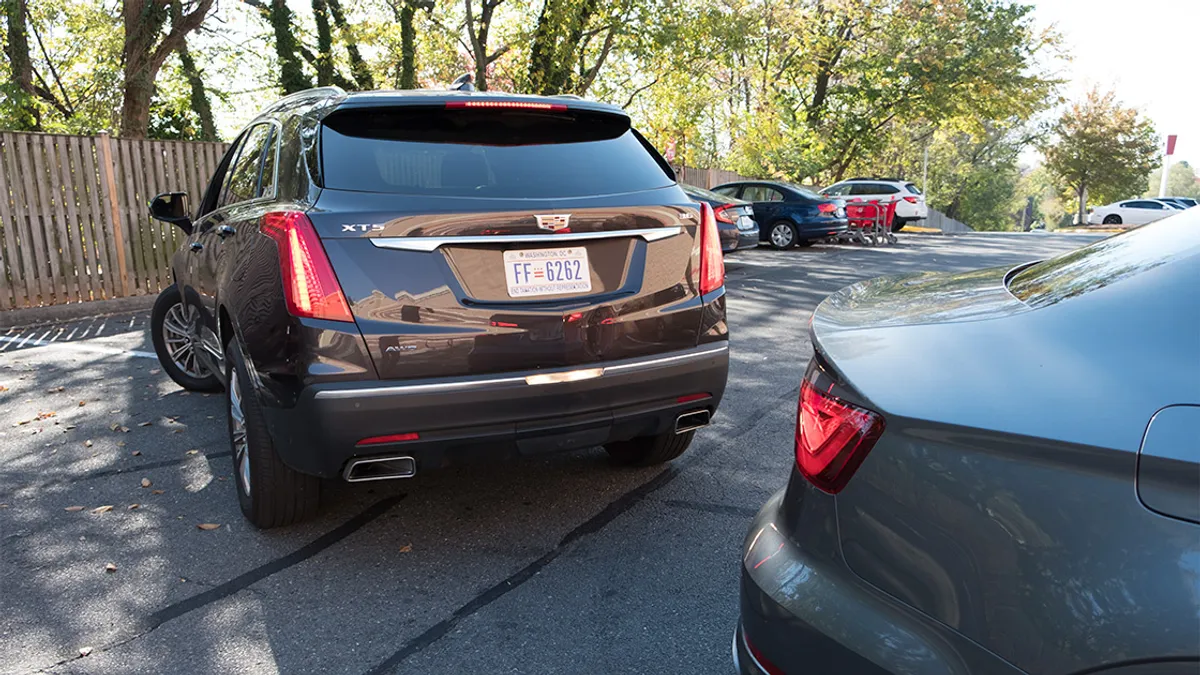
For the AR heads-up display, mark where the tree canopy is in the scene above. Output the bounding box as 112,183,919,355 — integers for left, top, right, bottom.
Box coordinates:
0,0,1108,229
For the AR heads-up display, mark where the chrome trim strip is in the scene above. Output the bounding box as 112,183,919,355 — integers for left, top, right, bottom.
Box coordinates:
313,343,728,400
368,227,683,252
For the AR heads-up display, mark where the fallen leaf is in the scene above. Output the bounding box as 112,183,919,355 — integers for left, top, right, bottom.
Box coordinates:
151,489,164,495
118,426,129,433
109,409,120,414
0,385,8,392
65,506,85,512
0,503,9,508
103,563,117,573
186,449,198,455
109,423,120,432
79,646,94,656
78,401,86,407
138,421,152,427
128,504,140,510
399,544,413,553
140,478,152,488
38,411,57,419
196,523,220,530
91,505,113,514
149,369,161,375
131,450,140,456
117,441,126,447
83,439,93,448
46,386,64,393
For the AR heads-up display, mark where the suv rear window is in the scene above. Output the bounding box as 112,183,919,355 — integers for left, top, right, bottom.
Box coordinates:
320,107,673,198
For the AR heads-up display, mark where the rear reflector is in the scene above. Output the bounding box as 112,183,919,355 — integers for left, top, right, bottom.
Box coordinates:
698,202,725,295
713,203,738,224
743,632,786,675
357,432,420,446
817,202,838,214
795,378,885,494
677,393,710,403
261,212,354,323
445,100,568,111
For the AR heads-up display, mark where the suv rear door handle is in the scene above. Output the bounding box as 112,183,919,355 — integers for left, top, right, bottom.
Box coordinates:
216,224,236,238
190,242,204,252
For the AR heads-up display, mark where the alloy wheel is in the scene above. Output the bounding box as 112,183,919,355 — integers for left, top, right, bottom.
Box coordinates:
229,368,251,497
770,224,794,248
161,302,206,379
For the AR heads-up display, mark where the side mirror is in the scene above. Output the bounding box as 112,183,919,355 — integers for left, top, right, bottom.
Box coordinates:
149,192,192,234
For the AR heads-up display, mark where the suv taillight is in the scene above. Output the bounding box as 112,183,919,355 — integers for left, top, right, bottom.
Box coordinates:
260,211,354,323
698,202,725,295
795,377,885,493
902,196,919,204
713,203,738,224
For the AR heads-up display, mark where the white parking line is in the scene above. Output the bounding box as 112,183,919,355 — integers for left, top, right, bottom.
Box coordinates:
0,334,157,359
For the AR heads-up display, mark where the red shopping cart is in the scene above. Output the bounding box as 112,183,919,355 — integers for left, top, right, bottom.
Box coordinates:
843,199,898,245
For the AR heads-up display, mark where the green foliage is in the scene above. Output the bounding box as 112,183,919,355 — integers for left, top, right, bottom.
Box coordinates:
1041,88,1159,223
270,0,312,94
1144,161,1200,199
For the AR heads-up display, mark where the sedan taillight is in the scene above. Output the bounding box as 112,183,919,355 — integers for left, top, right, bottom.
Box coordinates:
713,203,738,224
261,211,354,323
817,202,838,214
698,202,725,295
795,377,885,493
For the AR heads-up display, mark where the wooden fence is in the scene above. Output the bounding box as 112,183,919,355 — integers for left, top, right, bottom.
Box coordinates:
0,129,751,311
0,131,229,310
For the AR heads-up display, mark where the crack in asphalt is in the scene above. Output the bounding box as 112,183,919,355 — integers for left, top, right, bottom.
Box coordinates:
363,383,800,674
36,494,406,673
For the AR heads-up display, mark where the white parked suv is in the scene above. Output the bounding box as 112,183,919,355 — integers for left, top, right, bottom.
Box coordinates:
1088,199,1182,226
819,177,928,231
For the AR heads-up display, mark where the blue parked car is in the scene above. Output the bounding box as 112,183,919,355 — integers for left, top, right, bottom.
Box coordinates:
712,181,847,249
681,184,759,253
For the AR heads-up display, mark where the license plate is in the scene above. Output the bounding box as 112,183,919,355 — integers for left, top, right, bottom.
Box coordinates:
503,247,592,298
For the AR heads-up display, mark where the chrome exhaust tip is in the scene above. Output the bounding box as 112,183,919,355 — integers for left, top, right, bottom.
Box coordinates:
343,455,417,483
675,409,711,434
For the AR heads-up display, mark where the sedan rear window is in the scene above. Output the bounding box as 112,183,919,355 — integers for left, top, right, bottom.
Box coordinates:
1007,216,1200,308
320,107,673,198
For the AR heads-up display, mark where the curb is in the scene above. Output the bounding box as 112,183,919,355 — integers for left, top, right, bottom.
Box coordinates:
0,295,157,330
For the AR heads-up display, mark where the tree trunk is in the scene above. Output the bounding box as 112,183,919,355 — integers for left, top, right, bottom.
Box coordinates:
119,0,215,138
270,0,310,94
178,40,217,141
327,0,374,89
2,0,41,130
1077,183,1087,226
311,0,335,86
398,1,416,89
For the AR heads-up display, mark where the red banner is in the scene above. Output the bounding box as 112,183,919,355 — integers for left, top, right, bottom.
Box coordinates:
1166,135,1177,156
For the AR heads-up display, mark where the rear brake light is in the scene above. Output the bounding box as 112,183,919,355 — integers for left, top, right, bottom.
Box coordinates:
902,196,919,204
713,204,737,224
445,100,567,111
260,212,354,323
795,378,885,493
698,202,725,295
817,202,837,214
357,432,419,446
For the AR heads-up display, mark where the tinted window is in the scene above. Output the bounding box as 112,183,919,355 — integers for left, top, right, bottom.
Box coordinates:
905,183,922,195
713,186,740,198
320,108,672,198
1126,201,1162,210
257,126,278,198
216,133,250,210
823,184,849,196
849,183,881,195
682,183,746,205
222,124,271,207
1007,215,1200,308
743,186,784,202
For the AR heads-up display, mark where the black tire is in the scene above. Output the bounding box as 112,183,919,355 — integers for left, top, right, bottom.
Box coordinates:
150,284,221,392
1103,214,1122,225
891,220,907,232
605,430,695,467
766,221,798,249
227,339,320,528
794,239,814,248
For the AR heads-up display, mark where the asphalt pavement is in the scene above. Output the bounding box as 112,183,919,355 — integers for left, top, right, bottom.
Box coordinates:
0,232,1104,675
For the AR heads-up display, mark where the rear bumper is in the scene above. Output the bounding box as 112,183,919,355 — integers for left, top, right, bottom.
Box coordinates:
738,489,1013,675
722,226,761,252
794,218,848,241
262,342,729,478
